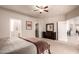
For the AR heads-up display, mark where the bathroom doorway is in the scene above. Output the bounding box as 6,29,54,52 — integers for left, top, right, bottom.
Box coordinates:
35,23,39,37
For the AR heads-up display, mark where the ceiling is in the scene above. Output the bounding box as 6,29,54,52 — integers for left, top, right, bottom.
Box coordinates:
0,5,78,18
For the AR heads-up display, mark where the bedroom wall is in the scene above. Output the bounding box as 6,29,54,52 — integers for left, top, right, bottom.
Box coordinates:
65,6,79,34
0,7,66,39
37,15,66,38
44,15,65,32
66,16,79,41
45,15,66,40
0,8,37,39
61,7,79,41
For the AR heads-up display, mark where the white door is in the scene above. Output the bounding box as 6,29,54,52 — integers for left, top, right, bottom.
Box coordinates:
10,19,21,39
58,21,67,42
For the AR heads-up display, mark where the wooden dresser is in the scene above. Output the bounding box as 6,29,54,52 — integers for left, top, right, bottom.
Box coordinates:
42,31,56,40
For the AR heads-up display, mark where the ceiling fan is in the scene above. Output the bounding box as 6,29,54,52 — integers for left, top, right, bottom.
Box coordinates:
34,5,48,14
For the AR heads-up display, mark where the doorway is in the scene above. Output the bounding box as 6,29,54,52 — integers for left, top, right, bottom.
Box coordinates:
35,23,39,37
10,19,21,39
58,21,67,41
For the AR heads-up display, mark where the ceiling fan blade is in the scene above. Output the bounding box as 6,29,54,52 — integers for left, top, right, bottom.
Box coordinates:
36,5,40,8
34,9,38,11
44,6,48,9
44,10,48,12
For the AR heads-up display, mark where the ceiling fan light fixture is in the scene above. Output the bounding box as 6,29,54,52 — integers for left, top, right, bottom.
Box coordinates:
34,5,48,14
39,9,44,12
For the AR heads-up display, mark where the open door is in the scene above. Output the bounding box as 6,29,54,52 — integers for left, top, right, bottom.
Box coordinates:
10,19,21,39
58,21,67,41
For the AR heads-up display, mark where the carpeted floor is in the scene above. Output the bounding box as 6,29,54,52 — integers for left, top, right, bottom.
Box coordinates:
0,37,79,54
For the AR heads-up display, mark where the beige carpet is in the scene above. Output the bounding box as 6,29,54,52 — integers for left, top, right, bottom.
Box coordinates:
0,37,79,54
41,38,79,54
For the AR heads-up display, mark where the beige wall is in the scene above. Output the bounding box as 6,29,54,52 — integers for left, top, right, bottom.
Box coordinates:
0,8,37,39
44,15,65,32
37,15,66,38
0,7,66,39
66,7,79,20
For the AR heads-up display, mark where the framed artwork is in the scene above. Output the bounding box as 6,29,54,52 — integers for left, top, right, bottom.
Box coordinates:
26,21,32,30
46,23,54,31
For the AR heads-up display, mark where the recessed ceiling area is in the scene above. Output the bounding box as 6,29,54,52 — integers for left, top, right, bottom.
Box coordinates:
0,5,78,18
